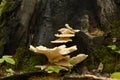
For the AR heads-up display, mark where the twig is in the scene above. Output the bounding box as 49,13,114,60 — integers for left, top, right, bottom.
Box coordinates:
65,74,117,80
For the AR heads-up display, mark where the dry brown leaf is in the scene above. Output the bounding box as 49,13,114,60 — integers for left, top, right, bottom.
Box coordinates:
90,28,104,36
82,28,104,39
112,37,117,43
97,62,104,72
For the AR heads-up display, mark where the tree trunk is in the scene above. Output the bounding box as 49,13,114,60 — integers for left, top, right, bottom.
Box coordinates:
1,0,120,72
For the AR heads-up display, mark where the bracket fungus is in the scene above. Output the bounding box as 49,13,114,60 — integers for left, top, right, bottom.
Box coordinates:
29,45,88,73
29,24,88,73
29,45,77,63
51,24,80,43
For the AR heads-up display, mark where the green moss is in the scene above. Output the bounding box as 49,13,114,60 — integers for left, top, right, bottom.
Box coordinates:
13,47,26,70
0,0,15,57
116,64,120,71
83,20,120,72
21,54,48,71
0,40,3,47
82,46,116,72
102,56,115,72
13,47,48,72
0,0,15,17
111,20,120,36
93,46,116,72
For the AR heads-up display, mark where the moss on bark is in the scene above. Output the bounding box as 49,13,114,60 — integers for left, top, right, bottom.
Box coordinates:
13,47,48,72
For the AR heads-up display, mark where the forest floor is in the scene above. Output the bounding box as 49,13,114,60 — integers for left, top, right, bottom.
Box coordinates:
0,66,118,80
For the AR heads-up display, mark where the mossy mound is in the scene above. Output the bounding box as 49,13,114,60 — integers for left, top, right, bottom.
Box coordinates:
111,20,120,37
93,46,116,72
13,47,48,72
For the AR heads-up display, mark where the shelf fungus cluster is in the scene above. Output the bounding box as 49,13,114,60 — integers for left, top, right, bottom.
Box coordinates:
51,24,80,43
29,24,88,73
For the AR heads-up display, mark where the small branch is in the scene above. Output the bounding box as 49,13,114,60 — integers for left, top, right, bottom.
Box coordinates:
64,74,117,80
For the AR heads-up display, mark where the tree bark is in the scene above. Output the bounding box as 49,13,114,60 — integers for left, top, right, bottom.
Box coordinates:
2,0,120,72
